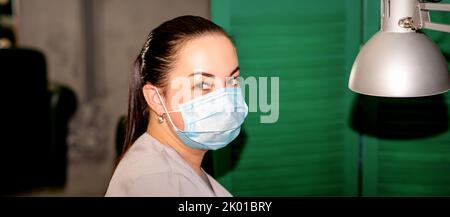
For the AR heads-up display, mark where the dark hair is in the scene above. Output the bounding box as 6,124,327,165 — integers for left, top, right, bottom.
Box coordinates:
121,15,230,157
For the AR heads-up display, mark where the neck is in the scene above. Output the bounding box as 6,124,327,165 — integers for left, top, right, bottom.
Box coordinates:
147,114,207,177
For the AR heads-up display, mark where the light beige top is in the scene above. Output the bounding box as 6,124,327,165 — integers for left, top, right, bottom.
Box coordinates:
105,132,232,197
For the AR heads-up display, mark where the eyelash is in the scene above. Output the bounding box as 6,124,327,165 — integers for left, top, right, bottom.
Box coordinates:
228,76,239,86
194,81,214,90
193,76,240,91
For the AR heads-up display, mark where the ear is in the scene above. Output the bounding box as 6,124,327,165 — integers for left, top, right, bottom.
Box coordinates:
143,83,165,116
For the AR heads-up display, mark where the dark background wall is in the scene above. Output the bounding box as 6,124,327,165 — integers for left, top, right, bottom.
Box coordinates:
14,0,210,196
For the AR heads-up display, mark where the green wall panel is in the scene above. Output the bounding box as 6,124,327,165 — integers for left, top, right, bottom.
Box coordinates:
359,0,450,196
212,0,450,197
212,0,361,196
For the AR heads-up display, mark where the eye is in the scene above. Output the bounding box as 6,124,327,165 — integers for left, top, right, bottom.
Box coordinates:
227,76,240,87
193,81,214,91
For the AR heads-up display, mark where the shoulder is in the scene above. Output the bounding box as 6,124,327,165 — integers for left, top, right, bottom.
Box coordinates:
116,141,172,178
106,170,200,196
121,172,181,196
106,133,191,196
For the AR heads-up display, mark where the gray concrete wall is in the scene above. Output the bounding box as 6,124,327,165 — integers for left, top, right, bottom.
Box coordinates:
16,0,210,196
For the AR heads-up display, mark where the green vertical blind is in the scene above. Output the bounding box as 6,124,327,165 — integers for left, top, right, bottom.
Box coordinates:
212,0,450,197
361,0,450,196
212,0,360,196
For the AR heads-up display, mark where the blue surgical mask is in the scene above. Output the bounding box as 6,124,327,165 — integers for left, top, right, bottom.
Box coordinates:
156,87,248,150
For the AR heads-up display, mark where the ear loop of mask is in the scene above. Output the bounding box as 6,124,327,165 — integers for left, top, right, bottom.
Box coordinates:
154,88,181,131
155,88,209,149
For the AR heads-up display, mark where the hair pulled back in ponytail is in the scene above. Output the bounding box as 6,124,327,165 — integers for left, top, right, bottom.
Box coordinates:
121,15,229,157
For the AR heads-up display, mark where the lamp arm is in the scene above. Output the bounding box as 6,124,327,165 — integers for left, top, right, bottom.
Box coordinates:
421,2,450,12
417,2,450,33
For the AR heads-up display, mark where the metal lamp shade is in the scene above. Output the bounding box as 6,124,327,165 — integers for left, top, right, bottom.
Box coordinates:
348,31,450,97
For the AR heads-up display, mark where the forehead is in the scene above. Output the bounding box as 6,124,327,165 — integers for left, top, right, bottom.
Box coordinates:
173,34,238,77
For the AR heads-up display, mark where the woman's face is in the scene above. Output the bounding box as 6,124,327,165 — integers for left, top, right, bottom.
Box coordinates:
164,34,240,130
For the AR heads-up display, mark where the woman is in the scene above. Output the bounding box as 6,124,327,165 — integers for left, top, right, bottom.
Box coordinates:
105,15,248,196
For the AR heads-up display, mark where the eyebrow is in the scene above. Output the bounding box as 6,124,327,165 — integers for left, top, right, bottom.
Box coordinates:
189,66,240,78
